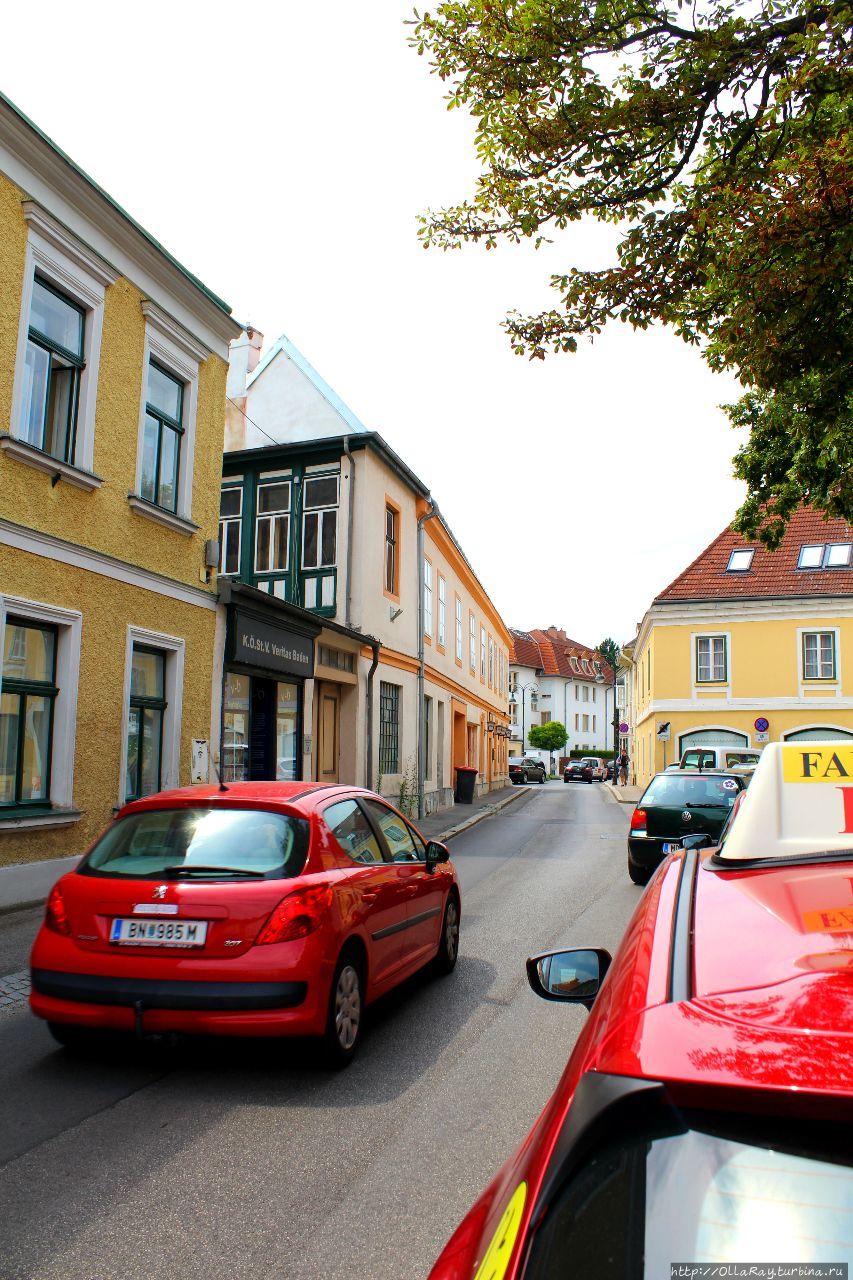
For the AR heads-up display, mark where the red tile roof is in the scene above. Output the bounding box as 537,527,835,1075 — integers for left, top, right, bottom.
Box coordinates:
655,508,853,603
509,627,613,682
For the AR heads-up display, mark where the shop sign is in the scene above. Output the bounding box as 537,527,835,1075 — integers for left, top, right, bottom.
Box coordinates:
230,609,314,678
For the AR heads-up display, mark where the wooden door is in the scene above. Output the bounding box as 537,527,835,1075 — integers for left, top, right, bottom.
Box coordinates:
316,682,340,783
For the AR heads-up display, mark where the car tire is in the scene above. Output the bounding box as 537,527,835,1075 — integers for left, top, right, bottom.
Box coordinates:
47,1022,98,1052
321,949,364,1069
586,777,592,784
628,856,652,886
433,892,460,976
539,772,546,784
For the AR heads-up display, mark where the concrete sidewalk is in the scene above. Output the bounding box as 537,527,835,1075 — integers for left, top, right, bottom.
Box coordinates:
603,782,643,805
419,783,530,843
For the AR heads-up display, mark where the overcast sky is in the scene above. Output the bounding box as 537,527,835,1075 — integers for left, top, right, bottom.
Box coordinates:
2,0,745,647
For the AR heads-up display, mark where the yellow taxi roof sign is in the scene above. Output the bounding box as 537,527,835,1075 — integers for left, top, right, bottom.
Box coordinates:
718,741,853,861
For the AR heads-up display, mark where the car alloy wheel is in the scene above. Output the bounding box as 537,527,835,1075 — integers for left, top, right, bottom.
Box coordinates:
322,953,364,1068
434,894,460,975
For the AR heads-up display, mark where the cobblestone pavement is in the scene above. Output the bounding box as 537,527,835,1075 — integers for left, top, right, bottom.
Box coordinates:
0,970,29,1009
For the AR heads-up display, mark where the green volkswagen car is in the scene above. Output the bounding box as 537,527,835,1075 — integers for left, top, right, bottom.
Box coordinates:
627,770,747,884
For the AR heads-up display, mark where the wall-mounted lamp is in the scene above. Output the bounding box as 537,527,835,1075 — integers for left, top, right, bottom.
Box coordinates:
487,720,496,732
390,606,404,622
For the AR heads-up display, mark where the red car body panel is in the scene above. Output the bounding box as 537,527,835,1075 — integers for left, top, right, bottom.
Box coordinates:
429,849,853,1280
30,782,458,1040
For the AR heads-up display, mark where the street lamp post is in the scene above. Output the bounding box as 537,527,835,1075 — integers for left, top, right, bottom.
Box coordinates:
509,682,538,753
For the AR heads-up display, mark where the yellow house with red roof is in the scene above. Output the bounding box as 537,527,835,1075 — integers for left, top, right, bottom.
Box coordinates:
629,509,853,787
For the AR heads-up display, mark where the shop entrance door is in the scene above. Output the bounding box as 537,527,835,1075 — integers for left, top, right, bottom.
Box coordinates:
316,681,340,783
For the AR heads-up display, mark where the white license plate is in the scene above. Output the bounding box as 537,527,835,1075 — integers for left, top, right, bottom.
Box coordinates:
110,918,208,947
662,842,682,853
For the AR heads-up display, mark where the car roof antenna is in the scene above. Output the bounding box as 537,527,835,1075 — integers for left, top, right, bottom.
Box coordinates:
211,757,229,793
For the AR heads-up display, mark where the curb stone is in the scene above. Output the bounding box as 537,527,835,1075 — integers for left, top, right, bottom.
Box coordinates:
434,784,531,843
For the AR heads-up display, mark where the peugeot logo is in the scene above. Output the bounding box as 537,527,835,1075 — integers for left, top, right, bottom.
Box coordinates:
682,810,692,823
152,885,168,900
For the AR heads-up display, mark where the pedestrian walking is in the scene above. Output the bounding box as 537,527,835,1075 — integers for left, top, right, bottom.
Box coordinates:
618,750,629,787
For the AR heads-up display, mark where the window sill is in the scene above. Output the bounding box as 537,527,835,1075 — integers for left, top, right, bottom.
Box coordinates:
0,434,103,492
127,494,199,536
0,807,82,832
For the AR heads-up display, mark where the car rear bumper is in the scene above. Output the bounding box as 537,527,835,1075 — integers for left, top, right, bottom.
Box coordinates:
28,938,330,1037
627,837,672,869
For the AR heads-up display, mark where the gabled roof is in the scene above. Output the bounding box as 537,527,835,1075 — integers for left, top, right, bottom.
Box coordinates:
656,507,853,603
247,333,370,437
509,627,613,682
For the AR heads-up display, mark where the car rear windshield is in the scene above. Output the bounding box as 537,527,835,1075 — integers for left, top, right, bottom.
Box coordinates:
79,808,310,880
526,1125,853,1277
641,775,740,808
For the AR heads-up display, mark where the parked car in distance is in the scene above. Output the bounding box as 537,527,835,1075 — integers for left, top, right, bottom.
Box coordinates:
29,782,460,1067
628,770,747,884
679,744,762,770
428,742,853,1280
509,756,547,785
579,756,606,781
564,760,593,784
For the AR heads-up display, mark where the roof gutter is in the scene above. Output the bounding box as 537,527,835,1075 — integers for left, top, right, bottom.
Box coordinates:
343,435,355,628
365,639,381,790
417,500,440,819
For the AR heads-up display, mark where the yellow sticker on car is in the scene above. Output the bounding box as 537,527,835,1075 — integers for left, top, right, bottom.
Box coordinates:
474,1182,527,1280
802,906,853,934
782,745,853,783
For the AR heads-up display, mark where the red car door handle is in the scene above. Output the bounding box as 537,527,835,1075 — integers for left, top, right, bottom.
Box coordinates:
362,891,379,904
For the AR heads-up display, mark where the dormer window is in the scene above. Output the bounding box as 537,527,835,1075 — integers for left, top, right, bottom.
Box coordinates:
726,548,754,572
797,542,852,569
825,542,852,568
798,544,824,569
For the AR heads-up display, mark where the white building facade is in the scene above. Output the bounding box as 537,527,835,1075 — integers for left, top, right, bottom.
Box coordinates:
509,628,615,764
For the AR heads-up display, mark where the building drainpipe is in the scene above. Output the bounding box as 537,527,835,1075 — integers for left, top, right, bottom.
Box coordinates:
343,436,355,628
417,500,439,819
365,638,381,790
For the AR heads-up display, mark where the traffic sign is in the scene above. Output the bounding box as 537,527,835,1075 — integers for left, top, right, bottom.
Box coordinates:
755,716,769,732
619,721,629,734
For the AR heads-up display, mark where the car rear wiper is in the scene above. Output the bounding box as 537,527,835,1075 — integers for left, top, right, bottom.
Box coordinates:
160,865,267,878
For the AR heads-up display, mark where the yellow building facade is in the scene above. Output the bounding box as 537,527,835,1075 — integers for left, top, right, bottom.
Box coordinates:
629,509,853,788
0,94,239,882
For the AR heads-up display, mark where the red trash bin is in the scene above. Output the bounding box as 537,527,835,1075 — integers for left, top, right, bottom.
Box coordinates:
454,765,478,804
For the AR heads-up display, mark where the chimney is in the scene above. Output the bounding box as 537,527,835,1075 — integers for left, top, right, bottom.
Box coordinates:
224,326,264,451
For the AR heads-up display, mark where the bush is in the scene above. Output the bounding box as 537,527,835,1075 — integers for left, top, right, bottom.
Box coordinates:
568,748,615,760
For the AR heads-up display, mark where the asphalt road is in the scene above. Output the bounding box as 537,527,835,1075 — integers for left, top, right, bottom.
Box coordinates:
0,781,636,1280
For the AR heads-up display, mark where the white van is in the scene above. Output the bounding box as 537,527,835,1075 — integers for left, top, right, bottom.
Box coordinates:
679,744,762,771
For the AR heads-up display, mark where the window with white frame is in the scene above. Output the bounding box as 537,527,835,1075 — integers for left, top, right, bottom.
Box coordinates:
438,575,446,647
424,559,433,637
9,204,115,483
219,486,242,575
133,302,203,526
798,544,824,569
470,613,476,671
488,636,494,686
255,480,291,573
481,626,487,679
0,597,82,816
141,361,184,513
455,597,463,662
120,628,184,805
803,631,836,680
302,474,338,569
696,635,727,683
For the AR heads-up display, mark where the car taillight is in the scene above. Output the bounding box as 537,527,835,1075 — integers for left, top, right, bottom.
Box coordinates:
630,808,647,831
45,883,71,936
256,884,333,945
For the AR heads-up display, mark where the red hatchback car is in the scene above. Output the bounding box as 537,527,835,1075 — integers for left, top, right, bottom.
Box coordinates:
29,782,460,1066
430,742,853,1277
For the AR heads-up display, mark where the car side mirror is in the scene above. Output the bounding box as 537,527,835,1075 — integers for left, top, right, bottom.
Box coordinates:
526,948,612,1011
681,833,712,851
425,840,450,872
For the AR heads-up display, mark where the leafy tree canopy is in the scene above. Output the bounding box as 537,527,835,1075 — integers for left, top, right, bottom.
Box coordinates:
412,0,853,543
528,720,569,751
598,637,621,669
